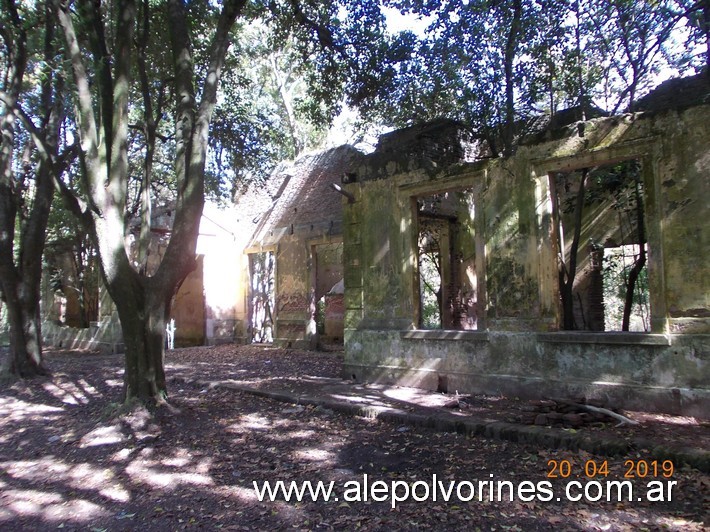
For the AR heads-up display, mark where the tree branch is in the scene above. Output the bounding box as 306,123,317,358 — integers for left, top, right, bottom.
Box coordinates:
52,0,104,212
578,403,639,426
288,0,345,55
156,0,244,293
79,0,114,160
108,0,136,212
136,0,154,273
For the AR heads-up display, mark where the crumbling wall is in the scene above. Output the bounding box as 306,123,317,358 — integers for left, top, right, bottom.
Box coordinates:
248,145,366,348
480,155,555,330
654,108,710,333
342,103,710,417
275,236,313,348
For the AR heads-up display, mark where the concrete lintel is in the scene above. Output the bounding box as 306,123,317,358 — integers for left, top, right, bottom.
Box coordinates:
536,331,671,346
401,329,490,342
358,318,414,330
531,134,655,173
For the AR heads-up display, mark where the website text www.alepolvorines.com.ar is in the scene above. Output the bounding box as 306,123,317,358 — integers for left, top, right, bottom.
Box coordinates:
253,473,678,509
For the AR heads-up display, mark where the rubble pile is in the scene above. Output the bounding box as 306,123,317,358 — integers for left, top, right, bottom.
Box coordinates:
516,399,621,428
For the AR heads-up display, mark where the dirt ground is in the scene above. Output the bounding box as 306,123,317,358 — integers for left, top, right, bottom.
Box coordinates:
1,344,708,531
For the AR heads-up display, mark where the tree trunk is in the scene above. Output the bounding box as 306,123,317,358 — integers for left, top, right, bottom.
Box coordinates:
502,0,522,157
116,288,169,403
559,169,589,330
0,2,56,379
0,281,46,378
621,177,646,331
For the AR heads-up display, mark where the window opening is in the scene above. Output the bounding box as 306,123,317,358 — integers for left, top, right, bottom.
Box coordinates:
552,159,650,331
418,218,445,329
249,251,275,343
415,189,478,330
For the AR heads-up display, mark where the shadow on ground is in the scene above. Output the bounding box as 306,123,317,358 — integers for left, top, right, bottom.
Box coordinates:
0,345,707,530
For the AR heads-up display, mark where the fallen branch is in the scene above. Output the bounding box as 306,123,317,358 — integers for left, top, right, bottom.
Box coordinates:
577,404,639,427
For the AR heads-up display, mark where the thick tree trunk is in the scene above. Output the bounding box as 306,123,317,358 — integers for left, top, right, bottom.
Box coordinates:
0,283,46,378
93,218,173,404
98,249,175,404
116,292,169,403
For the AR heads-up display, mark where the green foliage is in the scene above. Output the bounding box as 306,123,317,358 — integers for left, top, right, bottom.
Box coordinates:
558,160,642,214
603,246,650,331
206,22,333,201
117,1,395,206
315,297,326,335
555,159,648,331
418,220,443,329
368,0,706,154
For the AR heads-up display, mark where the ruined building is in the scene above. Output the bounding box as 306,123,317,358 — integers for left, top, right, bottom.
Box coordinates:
41,145,363,352
340,77,709,418
39,75,709,418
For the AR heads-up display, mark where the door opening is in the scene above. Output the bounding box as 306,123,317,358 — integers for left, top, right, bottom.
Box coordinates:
249,251,275,343
415,189,478,330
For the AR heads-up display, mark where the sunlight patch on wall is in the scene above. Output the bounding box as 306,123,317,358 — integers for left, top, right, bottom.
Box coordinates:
198,205,242,320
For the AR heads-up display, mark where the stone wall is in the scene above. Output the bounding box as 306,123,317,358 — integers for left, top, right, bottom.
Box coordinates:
342,104,710,417
42,311,124,354
347,330,708,418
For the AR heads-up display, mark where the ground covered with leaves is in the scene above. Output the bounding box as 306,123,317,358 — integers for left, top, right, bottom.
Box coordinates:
0,345,708,531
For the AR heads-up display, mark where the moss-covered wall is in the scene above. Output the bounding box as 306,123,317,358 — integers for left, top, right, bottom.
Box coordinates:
345,106,710,336
344,178,415,331
480,156,554,329
342,105,710,417
654,108,710,333
273,236,312,348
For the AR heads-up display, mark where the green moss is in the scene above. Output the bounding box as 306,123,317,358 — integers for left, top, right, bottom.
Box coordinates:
487,256,538,318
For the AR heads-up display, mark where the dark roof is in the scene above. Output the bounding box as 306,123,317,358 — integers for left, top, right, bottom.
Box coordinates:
248,145,365,247
632,72,710,112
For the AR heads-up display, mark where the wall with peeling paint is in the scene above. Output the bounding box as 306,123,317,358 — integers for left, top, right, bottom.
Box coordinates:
247,145,365,348
342,105,710,417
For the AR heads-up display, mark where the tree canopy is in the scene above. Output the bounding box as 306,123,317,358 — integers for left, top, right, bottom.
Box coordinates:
365,0,709,155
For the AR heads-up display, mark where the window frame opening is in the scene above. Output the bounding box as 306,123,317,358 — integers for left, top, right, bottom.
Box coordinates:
549,159,651,332
413,188,479,331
